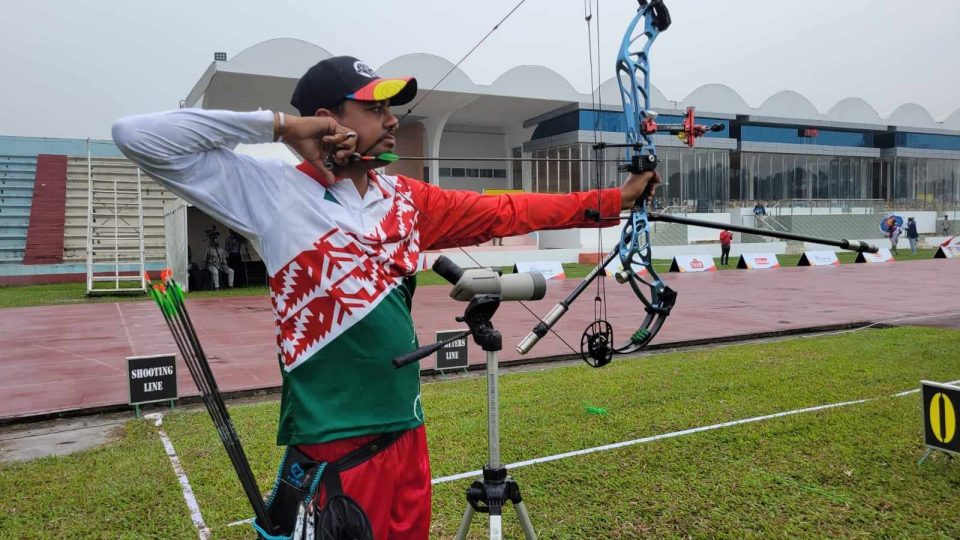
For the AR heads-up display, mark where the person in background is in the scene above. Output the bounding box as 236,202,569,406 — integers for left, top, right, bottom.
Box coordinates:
719,228,733,265
941,214,951,237
225,229,245,287
205,239,234,289
905,217,919,254
888,219,902,255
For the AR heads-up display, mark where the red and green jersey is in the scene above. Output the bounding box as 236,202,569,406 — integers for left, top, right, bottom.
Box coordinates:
113,109,621,445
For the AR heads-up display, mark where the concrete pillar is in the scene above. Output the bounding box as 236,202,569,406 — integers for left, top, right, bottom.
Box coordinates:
504,126,535,191
420,111,454,187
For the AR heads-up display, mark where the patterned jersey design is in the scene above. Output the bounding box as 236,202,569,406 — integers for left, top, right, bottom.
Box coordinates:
269,178,421,371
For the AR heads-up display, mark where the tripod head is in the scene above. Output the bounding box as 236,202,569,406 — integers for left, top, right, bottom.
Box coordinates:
392,256,547,368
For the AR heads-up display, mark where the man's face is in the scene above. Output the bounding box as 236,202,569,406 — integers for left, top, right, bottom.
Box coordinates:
329,99,399,157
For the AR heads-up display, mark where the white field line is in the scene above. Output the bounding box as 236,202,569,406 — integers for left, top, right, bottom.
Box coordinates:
115,303,137,355
432,380,960,485
145,413,211,540
228,380,954,528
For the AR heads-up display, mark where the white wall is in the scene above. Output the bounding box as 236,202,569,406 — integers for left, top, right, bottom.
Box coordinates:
901,211,943,234
438,130,509,192
424,248,582,268
538,228,582,249
682,213,732,242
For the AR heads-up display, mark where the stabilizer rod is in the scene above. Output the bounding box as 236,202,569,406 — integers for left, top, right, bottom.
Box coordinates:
648,212,879,253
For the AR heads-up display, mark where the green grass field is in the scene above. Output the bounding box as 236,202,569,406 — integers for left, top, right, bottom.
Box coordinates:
2,326,958,538
0,248,940,310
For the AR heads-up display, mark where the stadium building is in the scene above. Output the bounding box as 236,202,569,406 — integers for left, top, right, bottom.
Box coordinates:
2,38,958,285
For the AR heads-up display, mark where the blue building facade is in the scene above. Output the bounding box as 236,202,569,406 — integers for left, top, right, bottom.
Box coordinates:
525,106,960,212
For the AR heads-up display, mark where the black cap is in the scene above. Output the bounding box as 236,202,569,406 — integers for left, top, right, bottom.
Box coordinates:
290,56,418,117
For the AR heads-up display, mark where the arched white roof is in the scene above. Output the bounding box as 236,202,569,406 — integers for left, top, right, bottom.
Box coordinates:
377,53,474,92
593,77,669,110
888,103,938,128
943,109,960,130
490,66,580,100
826,97,882,124
226,38,332,79
202,38,958,132
758,91,820,119
682,84,750,115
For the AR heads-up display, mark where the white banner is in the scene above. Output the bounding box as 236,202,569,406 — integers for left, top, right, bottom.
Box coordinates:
669,254,717,273
603,257,650,278
856,248,895,263
797,250,840,267
737,253,781,270
513,260,566,280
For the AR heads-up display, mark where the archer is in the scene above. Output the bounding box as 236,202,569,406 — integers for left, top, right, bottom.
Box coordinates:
112,54,656,539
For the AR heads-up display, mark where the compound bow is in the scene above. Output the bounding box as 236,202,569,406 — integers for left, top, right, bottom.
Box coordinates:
517,0,724,367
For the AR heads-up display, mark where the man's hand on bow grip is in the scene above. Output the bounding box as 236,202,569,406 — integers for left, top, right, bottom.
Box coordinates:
620,171,661,210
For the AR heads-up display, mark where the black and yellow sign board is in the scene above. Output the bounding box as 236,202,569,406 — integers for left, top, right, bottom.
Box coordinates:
921,380,960,455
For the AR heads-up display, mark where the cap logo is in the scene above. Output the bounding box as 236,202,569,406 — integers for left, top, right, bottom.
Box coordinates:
354,61,377,79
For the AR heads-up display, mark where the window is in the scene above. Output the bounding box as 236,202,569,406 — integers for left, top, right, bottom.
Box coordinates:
439,167,451,176
741,125,873,148
452,168,465,178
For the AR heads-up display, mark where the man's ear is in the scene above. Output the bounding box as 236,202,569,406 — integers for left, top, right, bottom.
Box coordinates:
314,108,336,119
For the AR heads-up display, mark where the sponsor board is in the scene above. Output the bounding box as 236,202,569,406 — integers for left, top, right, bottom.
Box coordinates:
513,260,566,281
855,248,895,263
668,254,717,273
797,250,840,266
602,258,651,278
736,253,781,270
934,245,960,259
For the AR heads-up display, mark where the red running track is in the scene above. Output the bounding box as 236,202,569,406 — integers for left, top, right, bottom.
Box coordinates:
1,259,958,420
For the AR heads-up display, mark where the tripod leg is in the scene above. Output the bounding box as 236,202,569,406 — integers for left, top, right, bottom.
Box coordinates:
514,501,538,540
489,514,502,540
455,503,475,540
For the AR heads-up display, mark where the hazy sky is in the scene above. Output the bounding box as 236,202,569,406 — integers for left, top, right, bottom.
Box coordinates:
3,0,958,139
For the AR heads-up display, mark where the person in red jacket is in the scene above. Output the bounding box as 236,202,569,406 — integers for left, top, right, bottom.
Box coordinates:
113,55,658,539
719,228,733,265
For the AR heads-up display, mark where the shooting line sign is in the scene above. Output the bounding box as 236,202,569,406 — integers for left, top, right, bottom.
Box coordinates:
128,354,178,405
436,330,469,370
921,380,960,455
